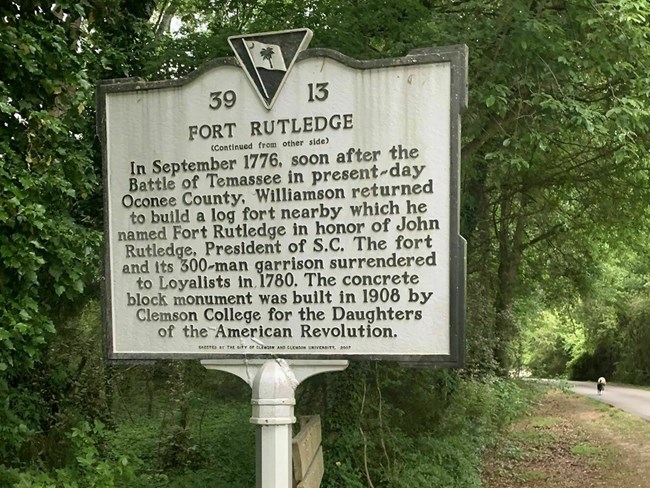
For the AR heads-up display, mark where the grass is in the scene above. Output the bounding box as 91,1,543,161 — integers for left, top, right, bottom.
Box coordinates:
107,384,257,487
518,469,546,481
509,426,557,447
483,388,650,488
529,416,561,428
570,442,601,457
122,404,255,487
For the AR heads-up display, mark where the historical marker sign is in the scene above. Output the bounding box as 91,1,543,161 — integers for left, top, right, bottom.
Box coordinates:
98,30,467,365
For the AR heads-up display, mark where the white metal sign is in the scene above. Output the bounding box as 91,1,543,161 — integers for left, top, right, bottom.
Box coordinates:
98,33,466,364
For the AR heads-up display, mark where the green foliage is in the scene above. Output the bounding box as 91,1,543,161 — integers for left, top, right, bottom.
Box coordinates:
298,363,535,487
569,343,618,381
155,362,207,472
0,299,115,467
464,280,499,376
1,420,139,487
2,0,650,484
0,0,161,465
0,1,101,375
521,308,585,378
106,385,255,488
157,425,205,472
615,297,650,384
454,0,650,372
563,248,650,382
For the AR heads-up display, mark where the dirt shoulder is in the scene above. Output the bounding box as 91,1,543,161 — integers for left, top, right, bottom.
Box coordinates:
482,387,650,488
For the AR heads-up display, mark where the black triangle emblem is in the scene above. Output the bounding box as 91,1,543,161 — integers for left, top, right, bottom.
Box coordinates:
229,29,312,110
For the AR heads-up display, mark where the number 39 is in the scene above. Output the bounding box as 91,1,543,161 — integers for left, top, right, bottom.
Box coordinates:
209,90,237,109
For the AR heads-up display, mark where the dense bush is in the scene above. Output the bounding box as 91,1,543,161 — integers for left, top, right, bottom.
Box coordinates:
298,363,535,487
569,343,617,382
0,420,140,487
615,298,650,384
2,363,533,487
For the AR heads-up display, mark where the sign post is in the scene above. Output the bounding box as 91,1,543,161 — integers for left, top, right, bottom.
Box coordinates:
202,359,346,488
98,28,466,487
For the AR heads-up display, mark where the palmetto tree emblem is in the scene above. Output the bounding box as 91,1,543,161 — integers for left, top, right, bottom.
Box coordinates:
259,46,276,68
230,29,313,109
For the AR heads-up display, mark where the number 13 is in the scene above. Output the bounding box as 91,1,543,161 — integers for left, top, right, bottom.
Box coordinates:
308,82,329,102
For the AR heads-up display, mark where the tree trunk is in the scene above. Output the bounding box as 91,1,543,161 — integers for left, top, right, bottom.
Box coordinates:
493,194,526,374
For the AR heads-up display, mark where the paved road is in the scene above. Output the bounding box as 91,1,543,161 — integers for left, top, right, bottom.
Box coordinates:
569,381,650,421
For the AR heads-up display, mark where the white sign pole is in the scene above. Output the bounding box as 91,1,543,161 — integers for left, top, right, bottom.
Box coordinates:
202,359,348,487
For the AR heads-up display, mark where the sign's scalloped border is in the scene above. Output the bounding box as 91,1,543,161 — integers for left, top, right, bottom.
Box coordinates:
97,45,467,367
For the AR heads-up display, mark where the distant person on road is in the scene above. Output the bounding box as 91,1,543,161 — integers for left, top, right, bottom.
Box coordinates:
597,376,606,395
